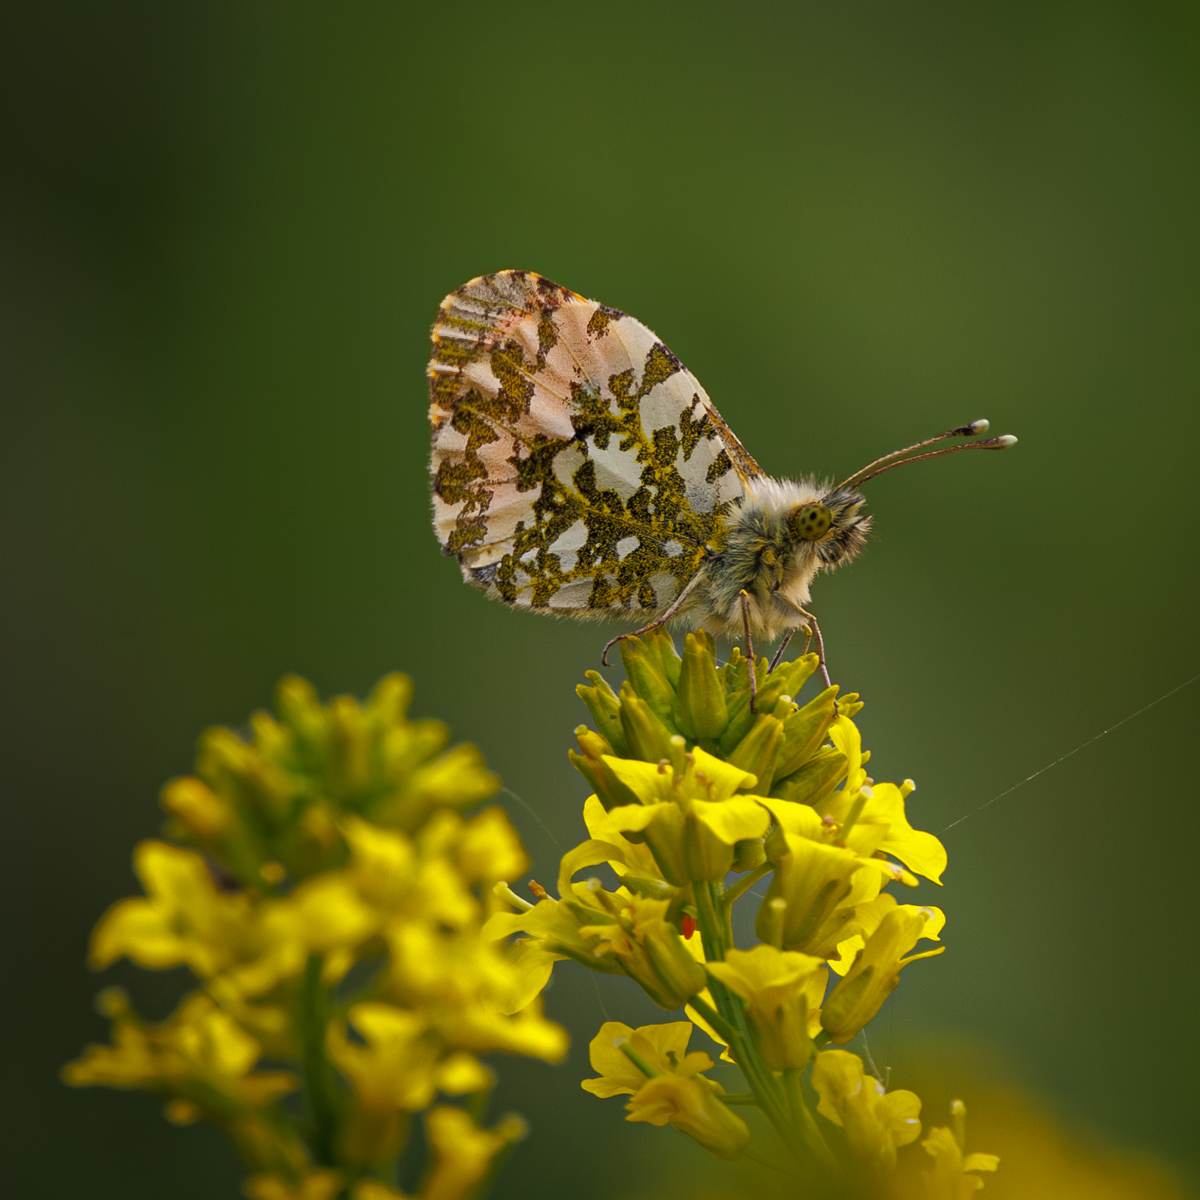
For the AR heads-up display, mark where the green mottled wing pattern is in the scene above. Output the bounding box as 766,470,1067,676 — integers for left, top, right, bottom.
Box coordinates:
428,270,762,616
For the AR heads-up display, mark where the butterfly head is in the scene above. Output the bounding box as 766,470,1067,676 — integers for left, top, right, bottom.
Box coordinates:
785,487,872,571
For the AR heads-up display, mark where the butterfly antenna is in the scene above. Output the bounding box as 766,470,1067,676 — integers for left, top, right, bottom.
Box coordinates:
849,436,1018,488
836,420,1015,491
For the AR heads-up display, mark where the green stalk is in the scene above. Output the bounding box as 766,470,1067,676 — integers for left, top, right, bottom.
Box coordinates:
784,1067,838,1174
687,993,740,1047
300,953,342,1166
692,882,799,1166
692,880,727,961
722,861,772,908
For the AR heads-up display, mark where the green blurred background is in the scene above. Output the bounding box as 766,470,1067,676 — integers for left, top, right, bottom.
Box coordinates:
3,1,1198,1195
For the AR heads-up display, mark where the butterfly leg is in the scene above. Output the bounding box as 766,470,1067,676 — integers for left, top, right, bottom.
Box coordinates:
600,570,706,666
795,608,832,690
774,598,835,709
739,590,758,714
768,628,796,673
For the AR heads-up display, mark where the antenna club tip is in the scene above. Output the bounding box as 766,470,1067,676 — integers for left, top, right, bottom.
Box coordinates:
995,434,1018,447
968,419,990,434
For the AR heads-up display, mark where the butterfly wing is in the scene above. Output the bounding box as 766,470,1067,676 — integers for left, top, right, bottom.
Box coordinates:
428,270,762,616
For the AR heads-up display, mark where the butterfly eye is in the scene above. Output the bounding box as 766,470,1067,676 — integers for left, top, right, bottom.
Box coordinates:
789,503,832,541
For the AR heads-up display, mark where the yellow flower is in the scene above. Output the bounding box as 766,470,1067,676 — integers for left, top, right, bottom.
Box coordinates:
828,892,945,977
919,1114,1000,1199
90,841,307,999
69,671,557,1198
446,806,529,887
384,923,567,1062
823,716,947,883
574,893,705,1010
64,990,295,1117
602,746,770,884
326,1002,493,1166
705,944,827,1070
422,1107,527,1200
624,1074,751,1160
581,794,672,885
327,1004,442,1114
820,895,945,1044
755,827,896,958
582,1021,750,1160
581,1021,715,1097
483,885,614,976
173,672,501,891
812,1049,922,1170
486,849,703,1010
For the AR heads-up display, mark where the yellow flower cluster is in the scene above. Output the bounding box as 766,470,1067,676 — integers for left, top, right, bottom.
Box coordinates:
65,675,565,1199
488,629,997,1195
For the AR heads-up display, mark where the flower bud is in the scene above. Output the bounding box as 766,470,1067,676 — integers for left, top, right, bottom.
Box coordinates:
773,686,840,780
731,836,766,872
576,672,628,756
161,777,233,838
727,712,784,795
619,637,678,727
755,653,819,713
197,726,293,821
771,748,848,804
673,633,729,739
642,625,683,691
610,802,688,885
716,650,760,754
619,693,676,763
569,728,640,810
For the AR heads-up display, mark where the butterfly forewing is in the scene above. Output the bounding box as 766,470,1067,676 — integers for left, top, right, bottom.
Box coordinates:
428,270,761,616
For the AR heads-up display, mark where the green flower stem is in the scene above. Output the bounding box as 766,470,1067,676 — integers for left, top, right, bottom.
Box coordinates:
716,1092,761,1107
687,993,739,1048
784,1067,838,1174
721,861,772,908
703,975,785,1130
693,880,727,961
692,882,799,1166
300,954,342,1166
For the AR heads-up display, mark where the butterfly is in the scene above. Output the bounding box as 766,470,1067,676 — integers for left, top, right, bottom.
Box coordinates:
427,270,1014,671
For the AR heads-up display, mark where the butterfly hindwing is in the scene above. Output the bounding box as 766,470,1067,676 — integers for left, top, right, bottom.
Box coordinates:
428,270,761,616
